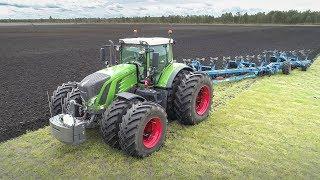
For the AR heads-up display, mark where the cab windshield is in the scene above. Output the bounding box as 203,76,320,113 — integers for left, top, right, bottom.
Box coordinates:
120,44,145,64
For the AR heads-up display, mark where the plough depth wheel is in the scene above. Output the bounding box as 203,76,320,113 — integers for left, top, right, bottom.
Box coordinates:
282,61,292,75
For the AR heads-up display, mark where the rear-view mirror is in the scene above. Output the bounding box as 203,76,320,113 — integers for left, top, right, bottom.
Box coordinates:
100,47,108,63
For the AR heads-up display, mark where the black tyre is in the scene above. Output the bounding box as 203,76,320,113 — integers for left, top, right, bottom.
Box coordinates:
282,61,291,75
62,88,84,117
50,82,77,116
119,102,167,157
167,70,190,120
174,73,213,125
100,97,140,149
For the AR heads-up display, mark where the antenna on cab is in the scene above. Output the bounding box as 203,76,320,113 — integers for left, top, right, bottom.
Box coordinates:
168,29,173,38
168,29,174,44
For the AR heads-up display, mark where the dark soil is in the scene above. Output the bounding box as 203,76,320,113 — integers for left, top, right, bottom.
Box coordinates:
0,24,319,142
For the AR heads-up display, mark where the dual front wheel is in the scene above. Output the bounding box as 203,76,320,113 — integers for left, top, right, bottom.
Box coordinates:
101,99,167,157
50,81,83,117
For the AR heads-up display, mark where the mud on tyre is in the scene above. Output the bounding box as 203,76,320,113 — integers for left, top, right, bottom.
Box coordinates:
174,73,213,125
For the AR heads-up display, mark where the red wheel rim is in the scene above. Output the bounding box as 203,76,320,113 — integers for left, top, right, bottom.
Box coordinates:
195,85,211,116
143,117,163,149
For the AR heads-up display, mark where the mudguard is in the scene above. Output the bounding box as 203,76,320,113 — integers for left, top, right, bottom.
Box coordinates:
156,62,193,88
117,92,146,101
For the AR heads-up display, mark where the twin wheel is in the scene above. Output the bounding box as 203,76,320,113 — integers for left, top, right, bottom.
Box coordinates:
101,99,167,157
101,72,213,157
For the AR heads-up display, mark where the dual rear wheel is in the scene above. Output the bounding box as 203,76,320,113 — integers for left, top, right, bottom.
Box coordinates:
174,72,213,125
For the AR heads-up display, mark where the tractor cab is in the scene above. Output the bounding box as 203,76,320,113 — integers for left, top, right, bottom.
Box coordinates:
101,37,174,85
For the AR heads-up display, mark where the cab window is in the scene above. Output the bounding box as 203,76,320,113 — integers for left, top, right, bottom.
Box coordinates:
150,44,169,71
120,44,146,79
120,45,145,64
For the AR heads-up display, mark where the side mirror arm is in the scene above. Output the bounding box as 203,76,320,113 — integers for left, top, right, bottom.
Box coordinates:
109,40,117,66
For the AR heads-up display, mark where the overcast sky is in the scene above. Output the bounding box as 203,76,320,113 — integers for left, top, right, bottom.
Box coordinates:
0,0,319,19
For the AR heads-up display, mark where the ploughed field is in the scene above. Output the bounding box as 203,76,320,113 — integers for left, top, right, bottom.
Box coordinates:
0,24,319,142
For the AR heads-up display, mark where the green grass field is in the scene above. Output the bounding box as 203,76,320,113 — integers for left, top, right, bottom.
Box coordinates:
0,57,319,178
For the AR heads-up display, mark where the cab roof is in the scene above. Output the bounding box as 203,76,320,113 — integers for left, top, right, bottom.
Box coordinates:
119,37,173,46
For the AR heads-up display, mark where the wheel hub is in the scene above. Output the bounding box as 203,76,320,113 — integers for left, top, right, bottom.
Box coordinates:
195,85,211,116
143,117,163,149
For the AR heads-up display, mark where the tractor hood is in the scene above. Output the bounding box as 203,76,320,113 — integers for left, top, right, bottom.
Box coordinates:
78,71,110,103
78,64,137,111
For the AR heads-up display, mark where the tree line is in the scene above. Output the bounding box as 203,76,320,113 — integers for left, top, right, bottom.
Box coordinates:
1,10,319,24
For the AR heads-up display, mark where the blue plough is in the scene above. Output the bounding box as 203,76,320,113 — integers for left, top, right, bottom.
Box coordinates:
185,50,313,84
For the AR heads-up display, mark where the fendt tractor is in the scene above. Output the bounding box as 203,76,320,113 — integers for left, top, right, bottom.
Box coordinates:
49,30,213,157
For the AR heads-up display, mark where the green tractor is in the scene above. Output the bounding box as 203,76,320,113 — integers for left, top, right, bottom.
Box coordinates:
49,34,213,157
